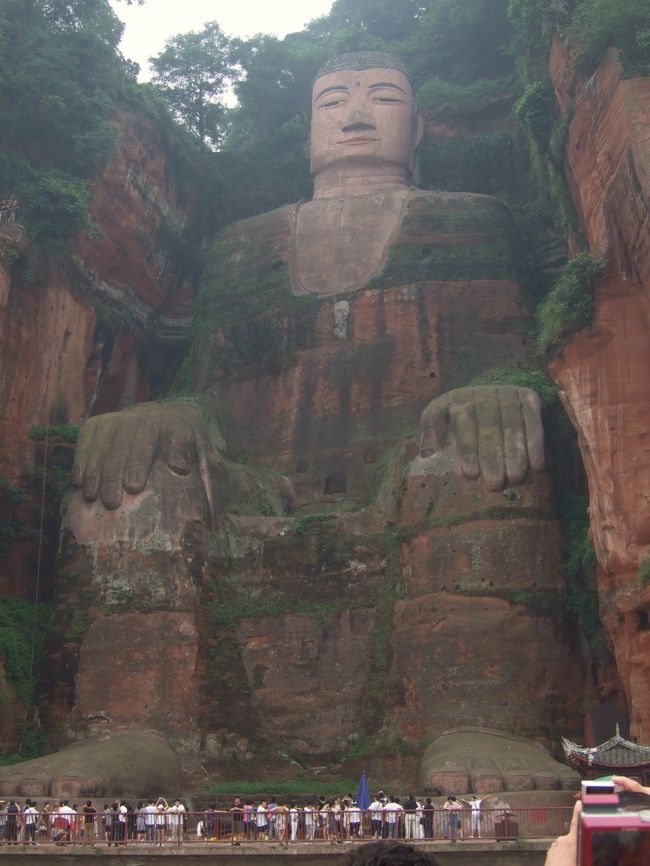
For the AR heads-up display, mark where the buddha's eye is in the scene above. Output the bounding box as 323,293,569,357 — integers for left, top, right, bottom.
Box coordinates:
320,97,347,108
373,96,404,104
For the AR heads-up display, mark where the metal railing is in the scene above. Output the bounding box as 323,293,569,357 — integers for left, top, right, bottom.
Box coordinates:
0,806,572,845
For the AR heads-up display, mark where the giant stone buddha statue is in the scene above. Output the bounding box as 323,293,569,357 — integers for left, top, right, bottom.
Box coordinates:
0,53,582,797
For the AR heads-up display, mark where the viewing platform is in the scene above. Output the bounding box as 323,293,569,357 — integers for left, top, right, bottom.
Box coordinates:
0,838,553,865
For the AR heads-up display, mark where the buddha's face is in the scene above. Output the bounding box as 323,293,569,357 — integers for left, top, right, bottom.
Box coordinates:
310,67,417,179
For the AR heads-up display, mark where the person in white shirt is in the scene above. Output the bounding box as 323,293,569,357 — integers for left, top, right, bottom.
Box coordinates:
166,800,184,845
368,796,383,838
117,801,127,845
142,801,156,843
154,800,167,847
346,801,361,838
289,804,299,841
23,801,38,845
256,801,268,839
382,798,403,839
58,801,75,844
467,796,483,838
304,804,316,840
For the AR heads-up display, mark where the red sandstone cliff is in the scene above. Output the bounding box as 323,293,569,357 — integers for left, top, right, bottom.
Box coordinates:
0,111,197,599
548,39,650,742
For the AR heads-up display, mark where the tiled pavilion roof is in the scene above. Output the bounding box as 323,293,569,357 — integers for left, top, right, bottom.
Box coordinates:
562,726,650,769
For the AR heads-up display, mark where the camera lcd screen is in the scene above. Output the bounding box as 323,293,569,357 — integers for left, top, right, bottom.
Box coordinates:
591,830,650,865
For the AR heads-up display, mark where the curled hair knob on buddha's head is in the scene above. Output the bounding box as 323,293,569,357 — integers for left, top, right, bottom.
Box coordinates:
314,51,412,84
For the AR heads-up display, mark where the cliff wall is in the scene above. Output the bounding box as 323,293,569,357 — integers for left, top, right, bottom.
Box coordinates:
0,110,196,597
548,39,650,741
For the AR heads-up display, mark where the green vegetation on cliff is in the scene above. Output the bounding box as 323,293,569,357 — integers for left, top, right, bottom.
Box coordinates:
0,598,54,762
537,253,603,351
0,0,128,251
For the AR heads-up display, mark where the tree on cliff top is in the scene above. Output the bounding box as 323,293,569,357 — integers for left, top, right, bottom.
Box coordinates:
150,21,238,148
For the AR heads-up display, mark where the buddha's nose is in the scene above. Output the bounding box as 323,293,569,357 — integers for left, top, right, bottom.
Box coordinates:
342,104,376,131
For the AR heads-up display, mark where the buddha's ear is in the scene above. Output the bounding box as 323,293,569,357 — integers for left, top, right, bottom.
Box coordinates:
413,113,425,151
409,113,425,183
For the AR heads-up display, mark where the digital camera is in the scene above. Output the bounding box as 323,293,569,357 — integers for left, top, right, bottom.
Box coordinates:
578,780,650,865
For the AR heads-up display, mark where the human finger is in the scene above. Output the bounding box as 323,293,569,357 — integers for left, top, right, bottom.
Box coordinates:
420,398,449,457
81,415,117,502
498,387,528,485
519,388,545,472
543,801,581,866
612,775,650,795
475,387,505,490
449,389,480,479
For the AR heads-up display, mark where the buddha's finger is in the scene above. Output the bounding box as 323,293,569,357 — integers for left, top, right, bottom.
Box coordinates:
72,416,102,487
124,412,160,493
499,387,528,485
82,415,117,502
474,387,505,490
420,398,449,456
520,388,545,471
161,417,196,476
449,389,480,480
100,415,138,509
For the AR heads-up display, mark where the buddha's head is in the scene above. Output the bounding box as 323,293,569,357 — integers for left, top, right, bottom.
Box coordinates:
310,51,423,196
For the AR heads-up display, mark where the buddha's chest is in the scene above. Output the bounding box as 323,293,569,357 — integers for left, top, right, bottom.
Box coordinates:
289,194,407,295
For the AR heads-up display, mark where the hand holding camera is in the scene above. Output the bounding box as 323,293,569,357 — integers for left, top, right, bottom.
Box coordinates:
544,775,650,866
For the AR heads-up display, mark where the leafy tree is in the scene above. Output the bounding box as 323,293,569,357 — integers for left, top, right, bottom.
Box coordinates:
308,0,426,45
566,0,650,76
37,0,124,46
406,0,515,86
150,21,237,147
0,0,132,250
228,33,326,147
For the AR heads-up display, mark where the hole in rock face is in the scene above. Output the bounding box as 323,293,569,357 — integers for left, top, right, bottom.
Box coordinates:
429,371,437,378
296,459,308,473
422,248,431,257
638,609,650,631
324,472,346,494
272,260,283,270
364,448,376,464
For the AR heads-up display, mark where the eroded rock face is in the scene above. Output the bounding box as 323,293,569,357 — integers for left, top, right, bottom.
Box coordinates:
0,111,201,763
548,40,650,741
0,111,194,491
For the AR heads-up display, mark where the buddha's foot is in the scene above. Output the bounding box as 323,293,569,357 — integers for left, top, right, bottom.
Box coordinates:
419,728,579,795
0,730,179,798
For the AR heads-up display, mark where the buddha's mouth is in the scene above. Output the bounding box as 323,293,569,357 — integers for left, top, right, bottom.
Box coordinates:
338,136,379,144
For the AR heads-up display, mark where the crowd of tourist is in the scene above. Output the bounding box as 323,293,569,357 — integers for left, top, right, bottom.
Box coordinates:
0,797,187,846
0,791,516,846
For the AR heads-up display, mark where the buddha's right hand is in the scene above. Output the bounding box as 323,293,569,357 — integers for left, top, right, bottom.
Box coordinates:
71,402,214,510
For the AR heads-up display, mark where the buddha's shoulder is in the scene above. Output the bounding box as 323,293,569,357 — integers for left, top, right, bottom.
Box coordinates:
402,189,515,232
211,203,297,257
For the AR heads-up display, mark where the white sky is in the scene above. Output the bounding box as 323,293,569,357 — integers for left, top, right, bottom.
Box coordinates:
110,0,334,79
